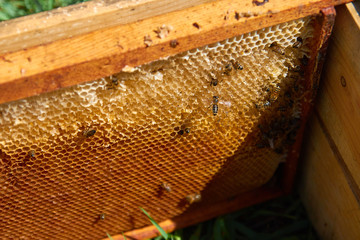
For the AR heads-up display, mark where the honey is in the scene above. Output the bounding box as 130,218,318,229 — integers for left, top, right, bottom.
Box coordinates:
0,17,314,239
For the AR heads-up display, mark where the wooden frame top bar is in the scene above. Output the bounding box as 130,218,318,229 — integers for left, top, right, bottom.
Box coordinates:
0,0,351,104
0,0,216,54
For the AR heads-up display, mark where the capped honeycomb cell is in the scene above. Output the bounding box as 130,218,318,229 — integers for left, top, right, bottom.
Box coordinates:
0,17,314,239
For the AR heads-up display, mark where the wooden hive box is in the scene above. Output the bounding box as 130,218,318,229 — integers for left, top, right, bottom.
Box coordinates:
299,2,360,240
0,0,352,239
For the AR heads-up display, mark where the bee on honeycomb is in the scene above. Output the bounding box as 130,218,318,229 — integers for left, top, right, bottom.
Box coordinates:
83,128,96,138
161,182,171,192
186,193,201,204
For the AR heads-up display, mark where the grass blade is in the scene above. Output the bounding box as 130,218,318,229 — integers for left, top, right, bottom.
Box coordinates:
24,0,33,12
279,236,301,240
1,2,16,17
285,199,302,215
140,207,168,240
213,217,228,240
33,0,43,12
262,220,309,240
233,222,257,239
0,11,9,21
106,232,114,240
251,210,297,220
47,0,54,10
189,223,202,240
224,215,236,239
172,229,183,240
213,218,223,240
122,232,127,240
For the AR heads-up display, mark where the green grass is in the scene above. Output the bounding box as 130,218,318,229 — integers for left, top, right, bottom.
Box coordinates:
141,207,170,240
106,232,115,240
142,194,319,240
0,0,89,21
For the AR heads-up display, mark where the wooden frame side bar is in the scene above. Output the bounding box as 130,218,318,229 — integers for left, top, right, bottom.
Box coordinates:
281,6,336,193
0,0,351,105
102,187,283,240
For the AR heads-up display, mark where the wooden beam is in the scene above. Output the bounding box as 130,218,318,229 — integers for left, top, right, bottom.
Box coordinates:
0,0,352,104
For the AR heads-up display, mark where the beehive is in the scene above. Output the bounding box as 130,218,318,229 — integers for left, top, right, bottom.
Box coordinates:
0,15,317,239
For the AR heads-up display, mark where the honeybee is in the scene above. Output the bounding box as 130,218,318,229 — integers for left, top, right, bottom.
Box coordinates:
161,182,171,192
231,60,243,70
144,35,153,47
186,193,201,204
28,150,35,158
269,84,281,102
106,76,119,90
178,129,185,135
212,96,219,116
177,125,191,136
207,71,221,87
301,55,309,66
83,128,96,138
99,213,106,220
223,61,243,75
292,37,303,48
253,0,269,6
170,39,179,48
269,42,285,55
223,63,233,75
112,76,118,85
210,76,219,87
263,100,271,108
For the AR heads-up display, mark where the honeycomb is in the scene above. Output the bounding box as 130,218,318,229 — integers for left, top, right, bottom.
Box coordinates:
0,16,314,239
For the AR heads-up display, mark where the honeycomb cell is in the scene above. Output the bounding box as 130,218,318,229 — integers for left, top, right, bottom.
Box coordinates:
0,16,314,239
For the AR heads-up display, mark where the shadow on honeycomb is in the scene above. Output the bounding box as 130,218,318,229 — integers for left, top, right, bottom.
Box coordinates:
0,16,314,239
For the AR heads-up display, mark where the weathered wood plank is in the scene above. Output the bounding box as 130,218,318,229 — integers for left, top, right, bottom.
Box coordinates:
0,0,352,104
315,3,360,194
299,114,360,240
299,3,360,239
0,0,216,54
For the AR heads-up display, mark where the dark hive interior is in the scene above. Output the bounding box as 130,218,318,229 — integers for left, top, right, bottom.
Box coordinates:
0,16,314,239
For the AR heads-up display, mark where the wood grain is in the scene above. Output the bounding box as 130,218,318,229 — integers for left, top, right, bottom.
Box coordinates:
299,3,360,239
0,0,352,104
0,0,216,54
299,114,360,240
315,3,360,196
281,6,336,193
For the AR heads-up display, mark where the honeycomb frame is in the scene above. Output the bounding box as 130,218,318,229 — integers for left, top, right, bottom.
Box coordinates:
0,6,336,240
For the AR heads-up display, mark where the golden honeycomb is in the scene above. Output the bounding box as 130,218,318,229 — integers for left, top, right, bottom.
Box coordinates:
0,16,314,239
